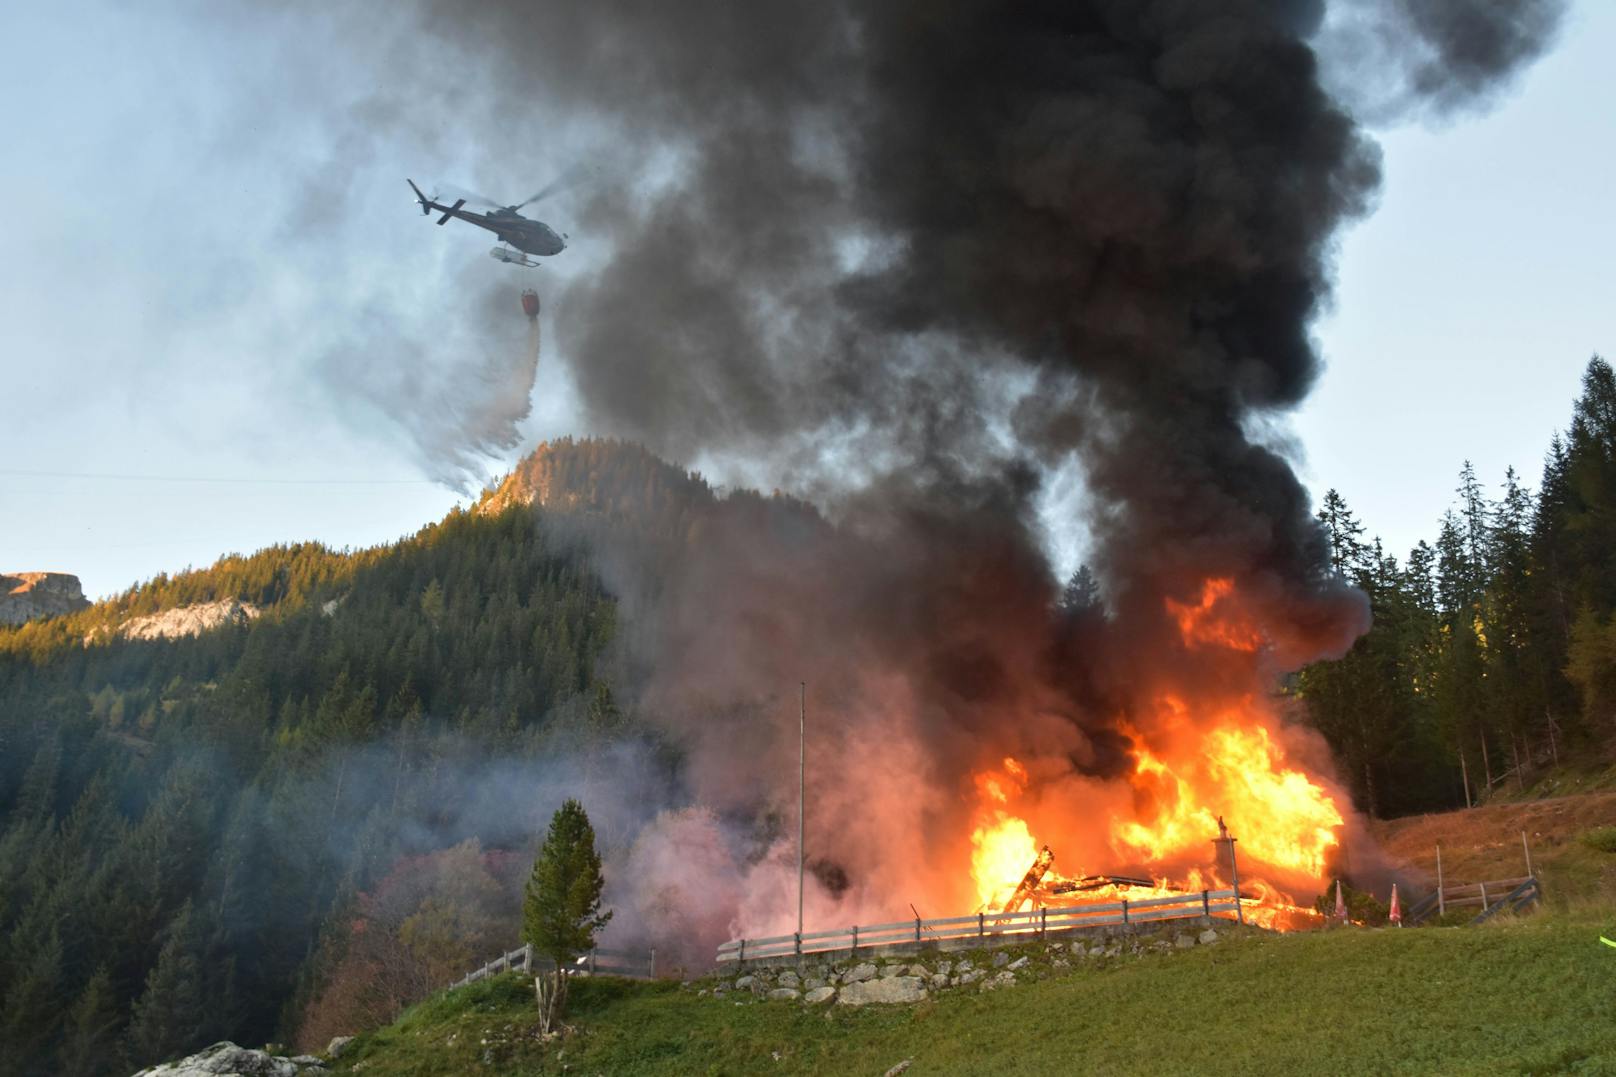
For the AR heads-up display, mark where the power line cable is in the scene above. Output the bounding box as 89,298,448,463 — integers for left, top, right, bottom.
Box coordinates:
0,468,435,486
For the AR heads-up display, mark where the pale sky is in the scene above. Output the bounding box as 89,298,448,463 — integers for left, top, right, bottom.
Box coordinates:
1,2,1610,599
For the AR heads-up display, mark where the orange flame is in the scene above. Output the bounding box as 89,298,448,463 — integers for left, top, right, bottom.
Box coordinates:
1165,577,1263,651
955,578,1347,930
969,757,1041,909
970,813,1038,911
1113,715,1342,878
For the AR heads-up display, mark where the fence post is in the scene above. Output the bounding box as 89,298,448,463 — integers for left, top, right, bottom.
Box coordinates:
1479,882,1489,912
795,931,803,959
850,925,857,954
738,938,746,966
978,912,985,939
1522,830,1535,879
1121,899,1130,928
915,916,921,943
1202,889,1210,917
1229,833,1244,926
1040,907,1047,938
1436,844,1445,918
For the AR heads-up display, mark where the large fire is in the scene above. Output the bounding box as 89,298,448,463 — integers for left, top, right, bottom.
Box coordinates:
965,577,1344,929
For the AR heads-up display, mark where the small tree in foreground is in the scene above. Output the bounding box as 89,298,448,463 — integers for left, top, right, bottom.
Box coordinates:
523,799,611,1033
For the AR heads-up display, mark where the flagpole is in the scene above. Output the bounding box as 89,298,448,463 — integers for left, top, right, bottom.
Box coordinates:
797,682,806,948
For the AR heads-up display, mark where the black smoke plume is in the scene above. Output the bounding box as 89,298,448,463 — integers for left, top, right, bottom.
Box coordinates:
324,0,1565,950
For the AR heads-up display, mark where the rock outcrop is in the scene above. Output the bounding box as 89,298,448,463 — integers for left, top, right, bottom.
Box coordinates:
131,1041,326,1076
0,572,89,625
838,976,928,1006
117,599,261,641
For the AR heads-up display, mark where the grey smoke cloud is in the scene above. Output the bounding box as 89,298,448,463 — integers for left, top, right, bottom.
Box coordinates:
1319,0,1570,124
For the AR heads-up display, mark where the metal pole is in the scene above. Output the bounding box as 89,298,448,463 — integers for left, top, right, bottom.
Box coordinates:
798,682,806,952
1521,830,1534,879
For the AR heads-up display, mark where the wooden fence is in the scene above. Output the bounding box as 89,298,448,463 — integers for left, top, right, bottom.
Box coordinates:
1405,875,1541,926
449,944,658,990
717,888,1239,965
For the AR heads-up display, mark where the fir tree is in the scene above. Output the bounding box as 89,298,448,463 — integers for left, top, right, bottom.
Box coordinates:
523,800,611,1032
58,966,121,1077
125,903,205,1069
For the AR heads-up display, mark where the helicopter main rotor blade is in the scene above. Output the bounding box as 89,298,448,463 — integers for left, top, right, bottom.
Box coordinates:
513,166,589,210
435,183,503,209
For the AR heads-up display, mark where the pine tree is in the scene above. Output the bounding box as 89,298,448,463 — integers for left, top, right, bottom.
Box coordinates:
125,903,205,1070
1058,565,1103,615
1316,489,1367,578
522,800,611,1032
57,966,121,1077
0,925,64,1074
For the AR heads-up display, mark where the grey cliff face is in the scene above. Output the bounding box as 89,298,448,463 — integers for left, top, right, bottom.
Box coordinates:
0,572,90,626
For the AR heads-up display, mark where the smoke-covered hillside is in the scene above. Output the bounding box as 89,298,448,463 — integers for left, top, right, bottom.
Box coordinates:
0,468,630,1076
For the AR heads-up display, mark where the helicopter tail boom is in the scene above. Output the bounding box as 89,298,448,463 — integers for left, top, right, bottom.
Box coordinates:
406,178,432,215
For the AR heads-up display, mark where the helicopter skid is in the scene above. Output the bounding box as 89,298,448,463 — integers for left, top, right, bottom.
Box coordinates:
490,246,541,268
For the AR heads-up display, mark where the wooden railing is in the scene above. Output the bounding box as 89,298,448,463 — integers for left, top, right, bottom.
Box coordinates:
1470,877,1542,925
716,889,1238,965
1404,875,1540,926
449,943,657,990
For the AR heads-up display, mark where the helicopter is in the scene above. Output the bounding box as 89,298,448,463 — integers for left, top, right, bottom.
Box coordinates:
407,178,568,267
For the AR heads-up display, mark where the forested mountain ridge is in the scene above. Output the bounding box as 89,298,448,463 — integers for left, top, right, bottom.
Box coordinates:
0,474,632,1076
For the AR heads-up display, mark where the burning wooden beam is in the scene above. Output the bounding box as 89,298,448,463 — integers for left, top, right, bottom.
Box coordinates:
1000,845,1055,912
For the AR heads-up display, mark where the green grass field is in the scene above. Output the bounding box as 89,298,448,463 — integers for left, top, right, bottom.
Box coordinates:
331,911,1616,1076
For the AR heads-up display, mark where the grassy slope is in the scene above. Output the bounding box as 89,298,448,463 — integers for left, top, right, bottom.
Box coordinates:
333,912,1616,1076
1370,790,1616,905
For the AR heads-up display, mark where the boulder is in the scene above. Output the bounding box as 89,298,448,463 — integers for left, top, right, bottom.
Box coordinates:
842,962,878,984
324,1038,353,1059
1198,928,1220,945
930,973,950,990
981,970,1017,990
837,976,927,1006
935,960,953,977
734,975,756,990
131,1041,326,1076
767,988,801,1001
803,986,837,1004
991,951,1010,968
1006,956,1029,971
777,970,800,988
1174,934,1196,950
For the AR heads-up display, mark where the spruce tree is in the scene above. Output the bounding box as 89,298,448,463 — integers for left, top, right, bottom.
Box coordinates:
125,903,205,1069
522,800,611,1031
58,966,121,1077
